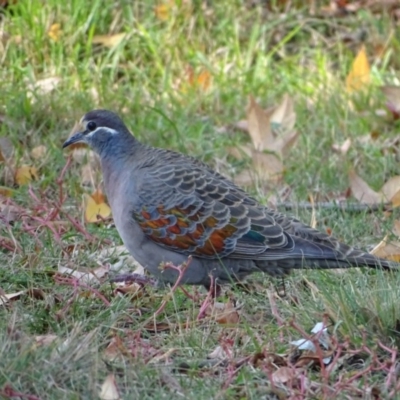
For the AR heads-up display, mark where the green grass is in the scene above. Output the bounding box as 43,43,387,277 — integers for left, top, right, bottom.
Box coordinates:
1,0,400,398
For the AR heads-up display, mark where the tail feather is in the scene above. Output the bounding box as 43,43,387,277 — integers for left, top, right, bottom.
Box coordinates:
254,236,398,276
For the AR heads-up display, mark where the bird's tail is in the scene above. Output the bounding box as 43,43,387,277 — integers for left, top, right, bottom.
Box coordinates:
254,236,398,276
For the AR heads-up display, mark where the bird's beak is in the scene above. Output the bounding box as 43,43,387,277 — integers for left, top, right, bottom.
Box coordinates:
62,131,86,148
63,121,88,149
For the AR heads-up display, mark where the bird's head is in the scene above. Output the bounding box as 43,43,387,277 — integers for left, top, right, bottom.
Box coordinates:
63,109,133,155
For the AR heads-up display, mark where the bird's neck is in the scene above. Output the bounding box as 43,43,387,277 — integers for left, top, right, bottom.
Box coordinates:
99,133,142,188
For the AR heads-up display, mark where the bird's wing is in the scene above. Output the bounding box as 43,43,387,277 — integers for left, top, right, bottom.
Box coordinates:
132,151,298,259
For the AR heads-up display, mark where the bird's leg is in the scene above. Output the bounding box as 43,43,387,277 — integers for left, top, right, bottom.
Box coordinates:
197,275,221,320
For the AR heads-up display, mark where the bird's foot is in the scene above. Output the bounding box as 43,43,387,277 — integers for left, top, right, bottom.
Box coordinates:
109,273,158,287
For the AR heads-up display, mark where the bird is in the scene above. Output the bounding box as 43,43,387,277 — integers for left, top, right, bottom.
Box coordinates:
63,109,397,290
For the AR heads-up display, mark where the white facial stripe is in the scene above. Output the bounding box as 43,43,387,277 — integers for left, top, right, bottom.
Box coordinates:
85,126,119,138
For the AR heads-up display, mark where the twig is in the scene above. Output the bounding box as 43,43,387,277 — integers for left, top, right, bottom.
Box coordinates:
197,274,217,320
152,257,192,317
1,384,41,400
277,201,389,213
54,274,111,307
56,155,72,204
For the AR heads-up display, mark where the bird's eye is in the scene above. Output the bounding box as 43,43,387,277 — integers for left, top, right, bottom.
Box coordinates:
87,121,97,131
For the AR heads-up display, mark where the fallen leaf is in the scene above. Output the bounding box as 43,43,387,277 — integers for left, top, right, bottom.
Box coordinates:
332,138,351,155
0,186,14,197
103,335,127,363
80,163,95,187
252,150,284,183
0,137,14,160
371,236,400,262
346,45,370,93
393,220,400,237
92,33,126,48
234,95,296,187
0,202,22,224
208,345,232,360
35,334,58,346
184,66,212,92
84,193,111,223
155,3,172,21
349,170,382,204
99,374,120,400
272,366,295,384
246,96,275,151
149,348,177,364
31,145,47,160
114,282,143,298
380,176,400,202
270,93,296,133
227,144,252,160
91,188,106,204
58,264,109,284
207,300,240,325
48,23,62,41
27,77,61,99
15,165,38,185
381,86,400,119
0,290,25,305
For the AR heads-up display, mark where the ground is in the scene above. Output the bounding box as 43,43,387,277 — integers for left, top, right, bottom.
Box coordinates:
1,1,400,398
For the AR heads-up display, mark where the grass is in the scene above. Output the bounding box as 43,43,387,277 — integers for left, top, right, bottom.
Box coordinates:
1,0,400,398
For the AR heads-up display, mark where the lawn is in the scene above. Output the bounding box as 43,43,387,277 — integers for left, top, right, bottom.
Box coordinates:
1,1,400,398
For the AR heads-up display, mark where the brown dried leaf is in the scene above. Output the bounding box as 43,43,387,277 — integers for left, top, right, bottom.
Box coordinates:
0,290,25,305
246,96,275,151
271,129,299,157
92,33,126,48
390,191,400,208
207,300,240,325
349,170,382,204
332,138,352,155
99,374,120,400
227,144,252,160
58,264,109,284
91,189,106,204
272,366,295,384
35,334,58,346
31,145,47,160
0,186,14,197
252,150,284,183
0,203,22,224
371,236,400,262
113,281,143,299
27,77,61,99
393,220,400,238
103,336,127,362
380,176,400,202
80,163,95,187
208,344,233,360
0,137,14,160
234,169,256,187
270,94,296,132
381,86,400,118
